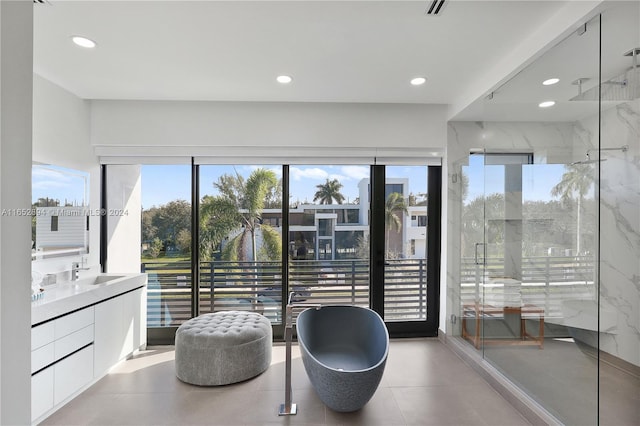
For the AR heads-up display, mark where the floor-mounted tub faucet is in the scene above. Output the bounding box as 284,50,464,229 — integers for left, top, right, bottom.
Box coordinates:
278,291,321,416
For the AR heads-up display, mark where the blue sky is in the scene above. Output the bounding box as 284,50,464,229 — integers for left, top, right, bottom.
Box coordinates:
465,156,567,203
141,164,430,208
32,162,567,210
32,165,88,206
141,163,566,209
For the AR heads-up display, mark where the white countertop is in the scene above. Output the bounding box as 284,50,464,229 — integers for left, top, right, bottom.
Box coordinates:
32,273,147,325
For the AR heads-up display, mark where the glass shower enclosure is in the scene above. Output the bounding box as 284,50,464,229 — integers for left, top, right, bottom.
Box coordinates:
449,3,639,424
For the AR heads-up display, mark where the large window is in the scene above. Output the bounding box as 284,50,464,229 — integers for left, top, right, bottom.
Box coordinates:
138,161,441,342
140,165,192,330
198,165,283,323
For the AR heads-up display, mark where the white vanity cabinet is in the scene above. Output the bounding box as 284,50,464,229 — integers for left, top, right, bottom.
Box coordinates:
94,287,146,377
31,278,146,424
31,306,95,421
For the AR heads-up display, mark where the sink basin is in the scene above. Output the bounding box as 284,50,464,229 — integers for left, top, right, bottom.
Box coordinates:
75,274,126,286
92,275,126,284
32,272,147,325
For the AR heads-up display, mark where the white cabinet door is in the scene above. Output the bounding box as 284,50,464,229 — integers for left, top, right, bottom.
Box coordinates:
94,296,124,377
53,345,94,406
31,367,54,421
95,288,146,376
122,288,145,358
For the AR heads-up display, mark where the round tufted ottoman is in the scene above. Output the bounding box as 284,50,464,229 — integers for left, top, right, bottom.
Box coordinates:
175,311,272,386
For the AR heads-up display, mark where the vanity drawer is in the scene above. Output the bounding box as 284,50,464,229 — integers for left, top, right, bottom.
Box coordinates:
31,342,54,374
55,306,94,339
54,325,94,360
32,321,55,350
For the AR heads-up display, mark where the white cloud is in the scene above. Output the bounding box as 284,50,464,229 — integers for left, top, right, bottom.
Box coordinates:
327,173,347,181
32,167,73,183
340,165,369,181
290,167,329,181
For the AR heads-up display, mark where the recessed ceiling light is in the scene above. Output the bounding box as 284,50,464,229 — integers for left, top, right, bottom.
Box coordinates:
539,101,556,108
71,36,96,49
410,77,427,86
276,75,292,84
542,78,560,86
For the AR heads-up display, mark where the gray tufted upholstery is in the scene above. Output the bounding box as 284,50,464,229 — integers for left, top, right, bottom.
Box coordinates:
175,311,272,386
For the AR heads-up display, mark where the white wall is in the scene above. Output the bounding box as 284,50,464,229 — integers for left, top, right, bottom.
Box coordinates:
0,1,33,423
32,75,101,278
32,75,93,167
90,100,447,159
106,165,142,273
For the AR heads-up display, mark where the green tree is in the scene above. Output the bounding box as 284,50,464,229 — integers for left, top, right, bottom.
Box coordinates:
551,163,595,255
146,237,163,258
141,207,158,243
175,229,191,255
313,179,345,205
199,195,240,260
150,200,191,253
385,192,408,255
461,193,505,258
202,168,281,261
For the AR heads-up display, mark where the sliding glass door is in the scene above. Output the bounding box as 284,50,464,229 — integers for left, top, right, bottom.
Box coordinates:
138,161,440,342
197,165,284,324
287,164,371,317
371,165,441,336
287,163,439,335
139,164,192,335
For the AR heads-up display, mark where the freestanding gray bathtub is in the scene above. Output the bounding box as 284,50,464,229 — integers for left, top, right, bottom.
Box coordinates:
296,305,389,412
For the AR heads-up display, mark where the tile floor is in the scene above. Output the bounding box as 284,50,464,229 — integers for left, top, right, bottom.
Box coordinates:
41,338,530,425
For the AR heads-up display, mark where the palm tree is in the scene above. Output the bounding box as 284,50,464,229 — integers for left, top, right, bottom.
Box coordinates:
314,178,347,224
551,163,595,255
385,192,408,254
313,179,345,205
199,195,241,260
200,168,281,261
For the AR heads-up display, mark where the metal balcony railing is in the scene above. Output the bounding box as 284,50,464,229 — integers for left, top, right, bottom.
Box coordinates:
142,258,428,327
459,255,596,319
142,255,594,327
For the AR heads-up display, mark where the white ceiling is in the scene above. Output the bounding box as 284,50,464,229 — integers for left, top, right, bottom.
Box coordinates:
33,1,638,121
455,1,640,121
34,0,570,107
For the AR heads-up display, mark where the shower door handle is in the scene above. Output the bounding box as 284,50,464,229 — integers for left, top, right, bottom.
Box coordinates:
474,243,486,265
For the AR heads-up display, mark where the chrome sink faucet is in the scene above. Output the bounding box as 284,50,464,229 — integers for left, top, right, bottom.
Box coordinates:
279,291,321,416
71,259,89,281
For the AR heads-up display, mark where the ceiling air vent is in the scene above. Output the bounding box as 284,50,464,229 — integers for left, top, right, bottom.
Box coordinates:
425,0,446,16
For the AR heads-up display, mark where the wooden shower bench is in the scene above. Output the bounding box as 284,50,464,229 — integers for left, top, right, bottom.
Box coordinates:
462,302,544,349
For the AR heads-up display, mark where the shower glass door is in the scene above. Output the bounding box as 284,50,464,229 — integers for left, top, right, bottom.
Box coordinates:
457,12,602,424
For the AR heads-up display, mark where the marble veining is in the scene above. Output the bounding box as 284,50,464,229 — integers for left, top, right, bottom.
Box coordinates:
448,104,639,366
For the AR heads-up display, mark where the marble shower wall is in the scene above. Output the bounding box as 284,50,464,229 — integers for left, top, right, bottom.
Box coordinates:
579,100,640,366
